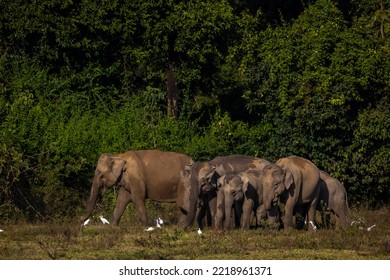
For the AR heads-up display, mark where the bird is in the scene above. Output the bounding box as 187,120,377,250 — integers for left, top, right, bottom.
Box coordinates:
145,227,155,232
367,224,376,231
359,224,376,231
0,229,3,233
156,219,161,229
99,216,110,225
83,219,90,226
351,220,363,226
157,217,164,225
197,228,202,235
309,221,317,231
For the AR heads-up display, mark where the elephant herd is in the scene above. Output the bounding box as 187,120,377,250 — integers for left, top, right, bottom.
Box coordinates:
79,150,350,231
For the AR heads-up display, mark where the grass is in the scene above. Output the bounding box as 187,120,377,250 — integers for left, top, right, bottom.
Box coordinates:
0,206,389,260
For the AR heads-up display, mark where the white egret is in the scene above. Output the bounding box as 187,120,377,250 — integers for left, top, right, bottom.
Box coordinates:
99,216,110,225
83,219,90,226
0,229,3,233
156,219,161,229
309,221,317,231
197,228,202,235
158,217,164,225
358,224,376,231
367,224,376,231
145,227,155,232
351,220,363,226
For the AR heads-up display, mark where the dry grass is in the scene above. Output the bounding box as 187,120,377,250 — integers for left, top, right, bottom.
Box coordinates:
0,207,389,260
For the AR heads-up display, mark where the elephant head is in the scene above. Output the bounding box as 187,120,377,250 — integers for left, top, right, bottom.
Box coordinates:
214,174,245,230
262,164,293,211
80,154,126,224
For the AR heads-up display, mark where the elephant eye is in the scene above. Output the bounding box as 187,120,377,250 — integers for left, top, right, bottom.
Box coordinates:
95,170,104,179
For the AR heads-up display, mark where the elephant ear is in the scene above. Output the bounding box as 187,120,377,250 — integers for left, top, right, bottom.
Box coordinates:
184,164,192,176
110,157,126,179
240,174,250,191
216,175,226,190
207,166,219,188
283,168,294,190
205,166,216,180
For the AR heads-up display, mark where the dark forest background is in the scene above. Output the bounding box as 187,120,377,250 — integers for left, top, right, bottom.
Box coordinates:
1,0,389,222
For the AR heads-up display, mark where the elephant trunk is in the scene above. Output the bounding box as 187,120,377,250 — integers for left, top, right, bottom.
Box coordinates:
79,177,102,224
264,191,273,211
224,192,234,230
214,192,224,230
337,203,351,229
177,179,199,229
264,200,272,211
176,181,187,213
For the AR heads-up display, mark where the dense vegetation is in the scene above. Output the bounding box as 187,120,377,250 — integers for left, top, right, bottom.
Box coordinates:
0,0,389,223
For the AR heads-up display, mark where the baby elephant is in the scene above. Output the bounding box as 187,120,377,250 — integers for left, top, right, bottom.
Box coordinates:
214,173,245,230
240,170,279,229
214,170,279,230
317,171,350,228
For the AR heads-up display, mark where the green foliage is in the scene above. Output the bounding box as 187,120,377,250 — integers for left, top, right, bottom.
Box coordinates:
0,0,389,222
235,0,390,206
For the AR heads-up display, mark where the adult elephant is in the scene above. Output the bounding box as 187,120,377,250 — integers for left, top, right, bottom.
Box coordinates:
177,161,215,229
79,150,193,226
178,155,270,229
262,156,320,231
317,171,350,229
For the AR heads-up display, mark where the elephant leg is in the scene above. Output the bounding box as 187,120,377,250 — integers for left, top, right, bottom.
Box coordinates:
234,200,243,228
208,192,217,227
132,198,148,225
129,179,148,225
205,204,212,227
307,198,319,232
214,192,224,230
294,205,307,230
325,211,332,228
112,187,132,226
242,200,254,229
283,200,294,230
197,201,207,229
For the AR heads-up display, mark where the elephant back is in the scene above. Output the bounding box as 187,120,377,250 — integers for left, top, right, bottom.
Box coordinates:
210,155,270,175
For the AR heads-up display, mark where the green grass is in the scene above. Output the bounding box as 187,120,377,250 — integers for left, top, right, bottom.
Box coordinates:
0,207,389,260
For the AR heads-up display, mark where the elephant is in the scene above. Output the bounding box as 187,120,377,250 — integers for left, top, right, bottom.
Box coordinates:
214,170,279,230
177,161,215,229
178,155,270,229
240,170,280,229
262,156,320,231
79,150,193,226
316,171,350,229
214,173,245,230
